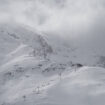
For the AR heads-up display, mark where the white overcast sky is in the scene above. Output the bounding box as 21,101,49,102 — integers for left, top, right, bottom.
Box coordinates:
0,0,105,41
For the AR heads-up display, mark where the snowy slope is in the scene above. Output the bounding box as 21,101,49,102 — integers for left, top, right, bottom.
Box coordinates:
1,65,105,105
0,22,105,105
0,22,54,104
45,67,105,105
0,22,53,65
0,22,69,105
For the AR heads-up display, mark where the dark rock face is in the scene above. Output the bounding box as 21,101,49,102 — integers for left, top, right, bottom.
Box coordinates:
71,63,83,68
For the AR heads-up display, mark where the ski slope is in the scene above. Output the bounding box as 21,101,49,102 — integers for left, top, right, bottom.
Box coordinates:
0,22,105,105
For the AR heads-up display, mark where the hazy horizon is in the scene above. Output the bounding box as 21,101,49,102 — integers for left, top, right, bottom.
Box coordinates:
0,0,105,49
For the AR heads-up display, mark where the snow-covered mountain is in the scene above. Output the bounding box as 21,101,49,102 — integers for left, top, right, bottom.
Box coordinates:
0,22,105,105
0,22,53,64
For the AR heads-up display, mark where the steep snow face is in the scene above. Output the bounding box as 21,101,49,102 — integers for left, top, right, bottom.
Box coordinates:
0,23,53,65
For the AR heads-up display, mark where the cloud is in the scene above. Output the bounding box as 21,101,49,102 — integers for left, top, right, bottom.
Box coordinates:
0,0,105,40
